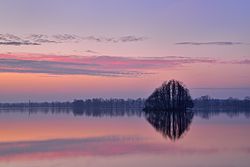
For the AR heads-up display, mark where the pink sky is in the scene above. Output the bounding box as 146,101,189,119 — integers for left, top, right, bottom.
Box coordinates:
0,52,249,101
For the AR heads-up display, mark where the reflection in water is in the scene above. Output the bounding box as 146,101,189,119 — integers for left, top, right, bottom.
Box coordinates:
72,106,143,117
0,106,250,167
193,107,250,119
0,100,249,120
0,106,143,117
145,110,194,141
0,104,249,120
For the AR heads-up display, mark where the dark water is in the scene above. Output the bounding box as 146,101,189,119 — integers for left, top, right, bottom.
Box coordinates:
0,107,249,167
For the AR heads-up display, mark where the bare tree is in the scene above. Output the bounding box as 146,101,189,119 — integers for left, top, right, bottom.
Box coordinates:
144,80,193,112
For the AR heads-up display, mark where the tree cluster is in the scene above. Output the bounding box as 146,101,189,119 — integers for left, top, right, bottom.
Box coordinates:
144,80,193,112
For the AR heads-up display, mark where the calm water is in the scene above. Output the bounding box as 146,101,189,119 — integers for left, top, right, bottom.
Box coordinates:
0,108,249,167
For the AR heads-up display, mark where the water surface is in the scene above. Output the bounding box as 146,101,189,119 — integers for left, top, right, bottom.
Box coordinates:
0,108,249,167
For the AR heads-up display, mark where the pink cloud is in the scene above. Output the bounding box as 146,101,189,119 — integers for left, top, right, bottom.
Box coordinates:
0,53,247,77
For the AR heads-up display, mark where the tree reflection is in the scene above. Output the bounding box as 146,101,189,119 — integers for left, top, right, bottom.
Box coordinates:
144,110,194,141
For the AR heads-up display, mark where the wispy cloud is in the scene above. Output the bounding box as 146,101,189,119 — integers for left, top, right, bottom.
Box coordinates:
0,53,247,77
52,34,79,42
27,34,57,43
0,34,147,46
175,41,247,46
0,58,144,77
0,41,40,46
0,34,40,46
85,50,99,54
230,59,250,64
54,35,147,43
0,53,217,77
0,53,224,77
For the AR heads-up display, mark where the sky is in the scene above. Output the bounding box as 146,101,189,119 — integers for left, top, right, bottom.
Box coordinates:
0,0,250,102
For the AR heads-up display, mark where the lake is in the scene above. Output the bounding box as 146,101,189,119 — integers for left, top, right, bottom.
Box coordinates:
0,107,249,167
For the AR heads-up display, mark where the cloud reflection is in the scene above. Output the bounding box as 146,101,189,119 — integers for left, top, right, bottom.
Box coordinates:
0,135,249,162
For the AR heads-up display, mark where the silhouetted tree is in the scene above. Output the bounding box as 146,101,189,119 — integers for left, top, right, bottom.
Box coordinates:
144,80,193,112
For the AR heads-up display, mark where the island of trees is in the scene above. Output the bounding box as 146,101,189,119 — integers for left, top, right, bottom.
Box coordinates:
144,80,193,112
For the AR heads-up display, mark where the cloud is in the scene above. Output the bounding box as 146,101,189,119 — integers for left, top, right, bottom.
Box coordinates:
0,34,147,46
0,58,144,77
0,53,220,77
231,59,250,64
0,34,40,46
5,53,250,77
52,34,79,42
119,36,147,42
0,41,40,46
175,41,246,46
85,50,99,54
27,34,58,43
80,35,147,43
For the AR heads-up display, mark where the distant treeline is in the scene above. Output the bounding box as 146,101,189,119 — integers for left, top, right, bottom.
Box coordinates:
0,101,72,108
0,96,249,110
0,96,249,118
194,96,250,109
0,98,145,110
0,98,145,117
0,96,250,109
193,96,250,119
